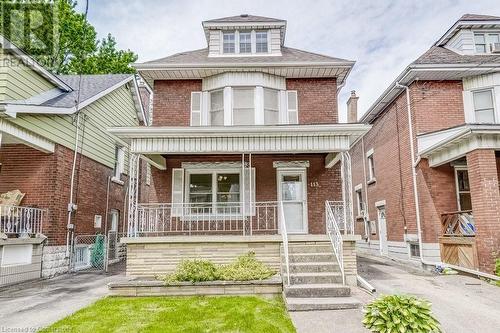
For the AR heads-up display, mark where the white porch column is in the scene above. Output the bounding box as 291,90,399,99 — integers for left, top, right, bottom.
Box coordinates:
127,153,140,237
0,132,2,148
340,151,354,235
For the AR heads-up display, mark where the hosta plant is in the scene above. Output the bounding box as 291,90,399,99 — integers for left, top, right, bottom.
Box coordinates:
164,259,219,283
363,294,441,333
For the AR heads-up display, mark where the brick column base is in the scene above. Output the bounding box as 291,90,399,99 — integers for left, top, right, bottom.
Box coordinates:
466,149,500,273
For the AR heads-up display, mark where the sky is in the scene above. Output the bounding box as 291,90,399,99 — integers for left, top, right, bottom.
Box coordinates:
81,0,499,121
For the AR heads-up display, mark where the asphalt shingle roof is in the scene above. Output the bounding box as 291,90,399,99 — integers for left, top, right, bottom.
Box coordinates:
203,14,283,23
459,14,500,21
412,46,500,65
142,46,352,66
42,74,132,108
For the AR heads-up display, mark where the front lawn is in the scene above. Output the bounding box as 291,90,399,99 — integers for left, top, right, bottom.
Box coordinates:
40,296,296,333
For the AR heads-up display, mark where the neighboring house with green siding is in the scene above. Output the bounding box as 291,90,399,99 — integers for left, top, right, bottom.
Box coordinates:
0,36,152,285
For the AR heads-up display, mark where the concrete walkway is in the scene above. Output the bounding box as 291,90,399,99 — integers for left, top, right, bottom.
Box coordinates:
291,256,500,333
0,271,127,331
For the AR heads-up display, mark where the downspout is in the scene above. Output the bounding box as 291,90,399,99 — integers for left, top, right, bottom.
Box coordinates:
395,82,433,266
66,112,81,257
361,136,370,240
104,176,111,235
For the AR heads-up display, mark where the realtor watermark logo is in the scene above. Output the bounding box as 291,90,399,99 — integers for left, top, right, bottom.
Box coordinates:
0,0,58,56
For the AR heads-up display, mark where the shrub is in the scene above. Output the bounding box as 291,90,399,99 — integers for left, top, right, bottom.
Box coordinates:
363,294,441,333
164,259,219,283
496,258,500,277
160,252,275,283
218,252,275,281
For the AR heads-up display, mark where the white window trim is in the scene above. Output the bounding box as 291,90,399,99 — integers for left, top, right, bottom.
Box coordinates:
472,88,496,123
286,90,298,124
454,166,471,211
219,29,270,55
276,167,308,234
184,167,245,217
112,146,125,184
222,31,236,54
355,185,364,218
473,31,500,54
366,149,376,184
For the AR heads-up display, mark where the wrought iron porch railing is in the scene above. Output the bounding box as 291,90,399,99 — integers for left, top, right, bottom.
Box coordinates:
132,201,280,236
0,205,47,236
441,210,475,236
325,200,345,285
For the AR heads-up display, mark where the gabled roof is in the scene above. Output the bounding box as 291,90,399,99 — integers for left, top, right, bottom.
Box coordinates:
435,13,500,46
142,46,351,66
203,14,283,23
42,74,133,108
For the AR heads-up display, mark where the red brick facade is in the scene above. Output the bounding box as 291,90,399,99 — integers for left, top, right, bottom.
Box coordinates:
150,154,342,234
0,144,128,245
350,79,500,273
286,78,338,124
153,80,202,126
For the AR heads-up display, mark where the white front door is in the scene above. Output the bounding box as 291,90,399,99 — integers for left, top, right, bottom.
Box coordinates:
377,207,388,255
278,169,308,234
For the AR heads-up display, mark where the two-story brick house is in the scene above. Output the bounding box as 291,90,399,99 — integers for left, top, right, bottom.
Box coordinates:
110,15,370,310
350,14,500,274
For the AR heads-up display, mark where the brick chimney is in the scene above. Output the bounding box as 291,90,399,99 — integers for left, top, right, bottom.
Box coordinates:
347,90,359,123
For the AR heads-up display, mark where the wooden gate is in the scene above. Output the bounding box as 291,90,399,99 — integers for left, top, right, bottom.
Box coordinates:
439,237,478,269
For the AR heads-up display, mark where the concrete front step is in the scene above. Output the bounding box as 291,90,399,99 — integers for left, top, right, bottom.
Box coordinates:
287,244,333,253
284,283,351,298
286,253,336,263
284,262,340,273
285,296,361,311
284,272,343,284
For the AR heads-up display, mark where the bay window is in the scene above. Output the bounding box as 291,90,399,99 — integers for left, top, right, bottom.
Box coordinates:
264,88,279,125
210,90,224,125
233,88,255,125
473,89,495,123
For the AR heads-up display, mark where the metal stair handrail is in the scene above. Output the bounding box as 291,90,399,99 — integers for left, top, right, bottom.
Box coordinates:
279,201,291,286
325,200,345,285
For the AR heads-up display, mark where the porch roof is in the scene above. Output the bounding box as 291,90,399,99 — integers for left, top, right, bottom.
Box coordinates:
417,124,500,166
108,123,370,156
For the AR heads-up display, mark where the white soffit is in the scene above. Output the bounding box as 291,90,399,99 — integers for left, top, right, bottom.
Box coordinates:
0,119,55,153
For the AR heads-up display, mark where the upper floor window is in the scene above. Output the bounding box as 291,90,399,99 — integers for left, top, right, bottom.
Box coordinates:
223,32,235,54
455,168,472,211
367,150,376,183
473,89,495,123
355,186,364,217
256,31,268,53
233,88,255,125
239,31,251,53
113,146,125,180
474,33,500,53
264,88,279,125
210,90,224,125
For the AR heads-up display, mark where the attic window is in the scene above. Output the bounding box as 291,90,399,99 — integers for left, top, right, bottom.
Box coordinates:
223,32,235,54
256,31,268,53
474,33,500,53
239,31,251,53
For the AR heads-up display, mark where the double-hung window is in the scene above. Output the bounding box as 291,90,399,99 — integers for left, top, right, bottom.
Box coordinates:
264,88,279,125
187,171,241,214
223,32,235,54
239,31,251,53
474,32,500,53
367,149,376,183
355,187,364,217
113,146,125,180
473,89,495,123
232,88,255,125
210,90,224,125
256,31,268,53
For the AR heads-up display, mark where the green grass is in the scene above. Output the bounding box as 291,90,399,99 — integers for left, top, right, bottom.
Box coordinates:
40,296,296,333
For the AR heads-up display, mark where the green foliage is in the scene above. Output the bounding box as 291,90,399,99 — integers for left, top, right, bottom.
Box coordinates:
0,0,137,74
363,294,442,333
164,259,219,283
39,296,296,333
218,252,275,281
161,252,276,283
495,258,500,277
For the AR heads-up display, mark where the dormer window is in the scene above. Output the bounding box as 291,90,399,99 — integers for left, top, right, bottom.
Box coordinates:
223,32,235,54
239,31,252,53
474,32,500,53
256,31,268,53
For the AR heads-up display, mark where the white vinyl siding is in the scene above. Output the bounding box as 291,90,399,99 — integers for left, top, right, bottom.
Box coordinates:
190,92,202,126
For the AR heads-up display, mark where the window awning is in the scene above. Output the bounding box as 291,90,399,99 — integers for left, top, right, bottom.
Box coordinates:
108,124,370,155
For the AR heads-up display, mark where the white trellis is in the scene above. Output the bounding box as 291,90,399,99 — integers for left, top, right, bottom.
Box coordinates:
127,153,140,237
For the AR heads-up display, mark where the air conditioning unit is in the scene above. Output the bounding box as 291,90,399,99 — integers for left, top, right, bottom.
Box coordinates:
491,43,500,53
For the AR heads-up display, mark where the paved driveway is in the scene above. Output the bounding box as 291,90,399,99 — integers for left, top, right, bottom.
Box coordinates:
292,257,500,333
0,271,127,331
